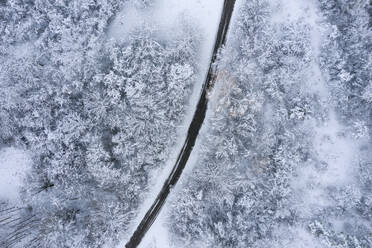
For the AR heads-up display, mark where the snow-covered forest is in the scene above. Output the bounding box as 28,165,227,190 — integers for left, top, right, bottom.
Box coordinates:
0,0,371,247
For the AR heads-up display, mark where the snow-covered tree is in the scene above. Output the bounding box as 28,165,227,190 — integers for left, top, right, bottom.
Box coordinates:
0,1,200,247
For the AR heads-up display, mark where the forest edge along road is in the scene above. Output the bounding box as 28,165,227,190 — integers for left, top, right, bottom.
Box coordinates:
125,1,237,247
125,1,236,247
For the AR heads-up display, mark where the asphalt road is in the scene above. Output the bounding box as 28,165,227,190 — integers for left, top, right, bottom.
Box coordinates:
125,1,236,247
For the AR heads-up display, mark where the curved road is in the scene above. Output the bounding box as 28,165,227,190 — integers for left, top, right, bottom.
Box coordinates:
125,1,237,247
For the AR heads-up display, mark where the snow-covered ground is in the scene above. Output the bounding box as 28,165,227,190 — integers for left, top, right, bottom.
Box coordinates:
0,147,31,203
111,1,224,247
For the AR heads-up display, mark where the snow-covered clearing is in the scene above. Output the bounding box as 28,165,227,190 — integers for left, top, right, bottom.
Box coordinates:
0,147,31,203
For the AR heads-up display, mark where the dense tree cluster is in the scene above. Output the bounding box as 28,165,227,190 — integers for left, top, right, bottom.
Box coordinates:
167,0,372,247
319,0,371,127
0,1,199,247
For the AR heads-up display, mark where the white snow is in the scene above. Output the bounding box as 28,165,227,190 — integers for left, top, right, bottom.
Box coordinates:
314,111,358,186
293,111,361,215
0,147,31,203
108,0,223,46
